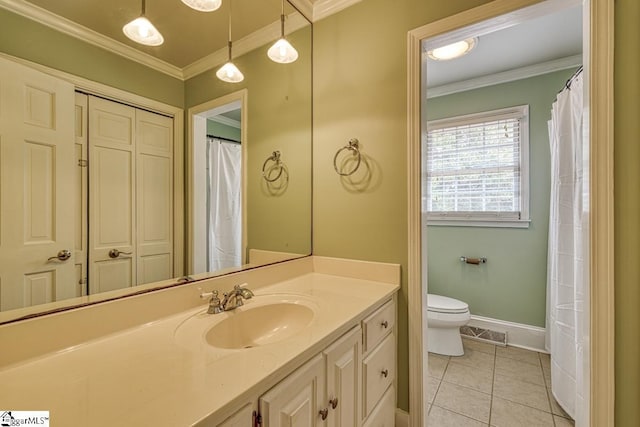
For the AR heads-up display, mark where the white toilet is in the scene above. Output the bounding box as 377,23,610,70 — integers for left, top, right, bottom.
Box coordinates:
427,294,471,356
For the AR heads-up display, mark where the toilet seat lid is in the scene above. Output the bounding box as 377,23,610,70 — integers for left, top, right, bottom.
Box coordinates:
427,294,469,314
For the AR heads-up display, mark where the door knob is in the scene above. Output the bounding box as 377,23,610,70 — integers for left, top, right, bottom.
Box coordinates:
108,249,133,258
318,408,329,420
48,249,71,262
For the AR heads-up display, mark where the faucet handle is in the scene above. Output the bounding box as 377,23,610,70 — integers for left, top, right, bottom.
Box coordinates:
235,283,254,299
199,289,218,300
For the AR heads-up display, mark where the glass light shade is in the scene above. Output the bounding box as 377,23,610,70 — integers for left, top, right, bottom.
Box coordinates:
216,62,244,83
268,38,299,64
427,38,477,61
122,16,164,46
181,0,222,12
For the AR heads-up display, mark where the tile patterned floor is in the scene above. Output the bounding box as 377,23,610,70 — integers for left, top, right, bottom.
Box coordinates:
427,338,575,427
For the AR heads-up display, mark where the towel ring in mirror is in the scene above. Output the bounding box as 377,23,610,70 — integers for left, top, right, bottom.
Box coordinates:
262,151,285,182
333,138,361,176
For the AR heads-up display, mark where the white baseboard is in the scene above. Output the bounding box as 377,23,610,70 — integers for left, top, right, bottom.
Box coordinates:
395,408,409,427
468,315,547,353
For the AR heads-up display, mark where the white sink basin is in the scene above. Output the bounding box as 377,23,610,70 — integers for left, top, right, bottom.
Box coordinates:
174,294,317,351
205,303,314,349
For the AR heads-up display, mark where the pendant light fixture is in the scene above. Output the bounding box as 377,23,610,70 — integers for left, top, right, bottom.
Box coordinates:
181,0,222,12
216,0,244,83
267,0,298,64
123,0,164,46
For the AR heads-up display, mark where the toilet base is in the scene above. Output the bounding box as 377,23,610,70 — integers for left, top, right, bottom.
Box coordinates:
428,326,464,356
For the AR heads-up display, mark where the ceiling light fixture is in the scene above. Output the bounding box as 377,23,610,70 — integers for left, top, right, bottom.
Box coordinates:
426,37,478,61
216,0,244,83
181,0,222,12
267,0,298,64
122,0,164,46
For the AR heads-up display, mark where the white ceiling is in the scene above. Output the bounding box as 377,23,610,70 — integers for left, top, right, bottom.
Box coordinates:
425,5,583,89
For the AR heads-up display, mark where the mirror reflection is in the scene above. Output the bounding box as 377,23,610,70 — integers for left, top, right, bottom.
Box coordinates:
0,0,312,323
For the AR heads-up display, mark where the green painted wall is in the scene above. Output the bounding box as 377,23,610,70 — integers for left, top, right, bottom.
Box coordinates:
207,120,241,142
425,70,575,328
614,0,640,424
0,9,183,107
185,27,312,257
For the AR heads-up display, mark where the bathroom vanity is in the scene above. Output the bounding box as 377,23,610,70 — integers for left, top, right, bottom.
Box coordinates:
0,256,399,426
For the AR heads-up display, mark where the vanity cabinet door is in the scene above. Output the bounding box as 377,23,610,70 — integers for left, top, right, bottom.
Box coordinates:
324,326,362,427
260,354,325,427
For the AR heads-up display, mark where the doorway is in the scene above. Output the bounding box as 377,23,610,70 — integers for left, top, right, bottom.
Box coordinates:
406,0,614,426
188,90,248,275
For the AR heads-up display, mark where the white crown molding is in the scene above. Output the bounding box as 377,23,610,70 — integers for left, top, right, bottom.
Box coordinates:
209,114,241,129
182,12,308,80
0,0,183,80
288,0,314,22
312,0,363,21
0,0,353,81
427,54,583,98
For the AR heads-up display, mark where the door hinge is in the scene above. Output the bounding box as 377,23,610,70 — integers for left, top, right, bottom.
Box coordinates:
252,411,262,427
78,159,88,167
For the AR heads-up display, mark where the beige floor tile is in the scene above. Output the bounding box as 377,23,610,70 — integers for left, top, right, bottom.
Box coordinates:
493,374,550,412
495,355,545,386
496,345,541,366
539,352,551,369
433,381,492,423
547,389,571,419
427,376,441,404
428,353,450,379
490,396,554,427
462,338,496,355
443,360,494,394
453,347,496,370
554,415,575,426
429,405,488,427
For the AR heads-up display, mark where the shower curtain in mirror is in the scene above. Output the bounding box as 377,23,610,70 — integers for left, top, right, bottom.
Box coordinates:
207,138,242,271
546,69,587,424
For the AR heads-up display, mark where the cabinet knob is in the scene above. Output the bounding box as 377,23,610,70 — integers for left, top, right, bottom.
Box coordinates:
319,408,329,420
329,397,339,409
381,369,389,378
381,320,389,329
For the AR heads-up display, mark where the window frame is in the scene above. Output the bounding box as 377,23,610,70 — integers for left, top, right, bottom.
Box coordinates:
424,105,530,228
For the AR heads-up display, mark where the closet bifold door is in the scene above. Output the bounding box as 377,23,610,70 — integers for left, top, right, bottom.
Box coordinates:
135,109,174,284
88,96,137,293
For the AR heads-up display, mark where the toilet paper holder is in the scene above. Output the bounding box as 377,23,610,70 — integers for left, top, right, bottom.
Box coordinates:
460,256,487,265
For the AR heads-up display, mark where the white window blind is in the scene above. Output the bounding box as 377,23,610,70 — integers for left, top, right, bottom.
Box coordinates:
424,105,529,225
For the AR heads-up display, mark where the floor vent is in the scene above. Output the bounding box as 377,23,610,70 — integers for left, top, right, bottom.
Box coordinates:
460,325,507,347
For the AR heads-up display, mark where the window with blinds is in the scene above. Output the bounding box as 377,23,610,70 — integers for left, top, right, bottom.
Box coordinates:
423,105,529,226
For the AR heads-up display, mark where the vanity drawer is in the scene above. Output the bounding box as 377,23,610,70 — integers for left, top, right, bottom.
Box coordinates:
363,299,395,353
362,385,396,427
362,333,395,418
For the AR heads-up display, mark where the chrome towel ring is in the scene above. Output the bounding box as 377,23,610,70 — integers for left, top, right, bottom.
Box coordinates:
262,150,285,182
333,138,361,176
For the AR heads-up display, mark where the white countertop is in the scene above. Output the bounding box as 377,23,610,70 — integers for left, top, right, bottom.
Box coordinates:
0,272,398,426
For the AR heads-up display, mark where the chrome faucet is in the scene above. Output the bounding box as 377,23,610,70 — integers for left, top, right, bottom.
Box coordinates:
200,284,254,314
220,284,254,311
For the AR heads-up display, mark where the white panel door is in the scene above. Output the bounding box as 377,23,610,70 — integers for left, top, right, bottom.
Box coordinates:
324,326,362,427
260,354,326,427
88,96,136,293
136,109,173,284
0,57,75,311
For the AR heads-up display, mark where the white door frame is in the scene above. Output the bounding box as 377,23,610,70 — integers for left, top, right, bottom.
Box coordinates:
186,89,248,274
406,0,614,425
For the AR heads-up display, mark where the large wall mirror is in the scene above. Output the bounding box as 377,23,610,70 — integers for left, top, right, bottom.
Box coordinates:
0,0,312,323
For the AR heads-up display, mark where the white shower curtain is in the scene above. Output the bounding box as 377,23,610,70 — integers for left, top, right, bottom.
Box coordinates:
207,138,242,271
546,70,588,425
